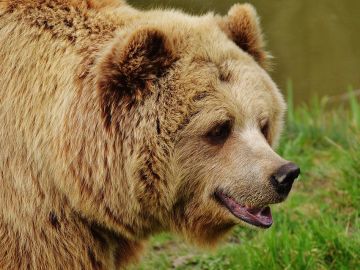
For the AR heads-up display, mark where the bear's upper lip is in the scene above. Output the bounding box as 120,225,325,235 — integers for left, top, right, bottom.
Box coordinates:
214,191,273,228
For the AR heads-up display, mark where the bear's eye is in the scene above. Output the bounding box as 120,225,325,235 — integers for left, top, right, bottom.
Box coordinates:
260,120,269,140
206,120,233,145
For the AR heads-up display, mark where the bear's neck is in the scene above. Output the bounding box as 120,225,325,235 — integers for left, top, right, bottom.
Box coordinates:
0,1,151,268
0,194,143,269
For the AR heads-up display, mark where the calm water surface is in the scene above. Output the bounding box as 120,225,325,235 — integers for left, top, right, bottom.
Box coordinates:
129,0,360,104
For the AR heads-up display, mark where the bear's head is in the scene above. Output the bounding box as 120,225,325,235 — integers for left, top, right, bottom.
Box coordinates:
78,3,300,246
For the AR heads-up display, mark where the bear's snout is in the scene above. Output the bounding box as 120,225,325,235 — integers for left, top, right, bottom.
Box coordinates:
270,162,300,196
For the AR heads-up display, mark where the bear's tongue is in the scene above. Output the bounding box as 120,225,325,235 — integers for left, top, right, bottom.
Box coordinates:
215,191,273,228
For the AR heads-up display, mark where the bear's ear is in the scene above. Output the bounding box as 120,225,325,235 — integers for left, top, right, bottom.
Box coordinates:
218,3,269,67
96,27,177,106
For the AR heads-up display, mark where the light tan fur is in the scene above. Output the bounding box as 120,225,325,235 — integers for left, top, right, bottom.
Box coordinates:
0,0,292,269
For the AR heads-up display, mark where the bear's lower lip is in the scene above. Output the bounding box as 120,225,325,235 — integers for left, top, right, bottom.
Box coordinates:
214,191,273,228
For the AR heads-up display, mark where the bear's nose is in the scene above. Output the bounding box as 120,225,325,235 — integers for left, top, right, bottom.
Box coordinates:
270,162,300,196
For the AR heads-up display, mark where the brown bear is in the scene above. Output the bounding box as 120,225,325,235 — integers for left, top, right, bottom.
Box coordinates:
0,0,300,269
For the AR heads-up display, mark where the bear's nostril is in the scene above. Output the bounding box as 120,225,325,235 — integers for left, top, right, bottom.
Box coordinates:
270,162,300,195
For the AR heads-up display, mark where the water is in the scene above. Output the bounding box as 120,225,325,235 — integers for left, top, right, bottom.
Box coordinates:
128,0,360,104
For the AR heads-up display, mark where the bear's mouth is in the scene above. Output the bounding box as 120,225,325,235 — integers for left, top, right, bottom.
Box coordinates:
214,191,273,228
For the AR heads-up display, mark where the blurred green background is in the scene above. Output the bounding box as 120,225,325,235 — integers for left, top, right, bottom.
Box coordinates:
129,0,360,104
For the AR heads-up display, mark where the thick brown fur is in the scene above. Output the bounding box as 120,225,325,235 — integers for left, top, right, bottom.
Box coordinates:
0,0,292,269
217,3,269,67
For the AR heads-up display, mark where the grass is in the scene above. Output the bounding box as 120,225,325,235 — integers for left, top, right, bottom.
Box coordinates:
132,89,360,270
